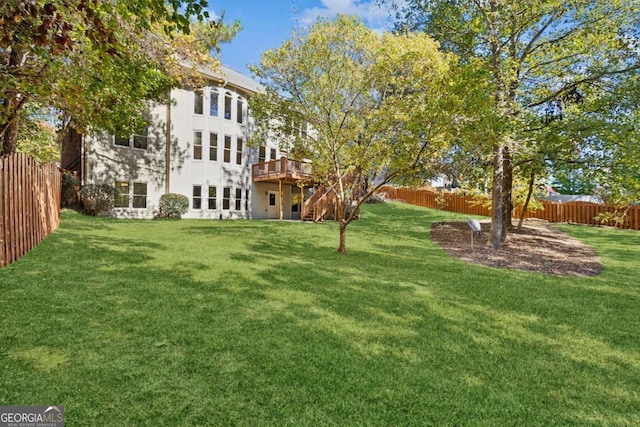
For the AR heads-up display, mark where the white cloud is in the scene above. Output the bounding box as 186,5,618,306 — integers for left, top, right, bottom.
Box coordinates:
297,0,395,33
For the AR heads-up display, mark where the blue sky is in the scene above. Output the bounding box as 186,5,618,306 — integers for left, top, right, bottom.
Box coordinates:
214,0,396,75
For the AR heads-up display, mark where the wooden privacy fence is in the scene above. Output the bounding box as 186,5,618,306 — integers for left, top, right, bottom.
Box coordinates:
1,152,62,267
381,186,640,231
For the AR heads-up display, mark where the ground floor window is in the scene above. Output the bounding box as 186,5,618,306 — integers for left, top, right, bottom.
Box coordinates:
193,185,202,209
235,188,242,210
208,186,216,210
223,187,231,210
115,181,129,208
132,183,147,208
114,181,147,208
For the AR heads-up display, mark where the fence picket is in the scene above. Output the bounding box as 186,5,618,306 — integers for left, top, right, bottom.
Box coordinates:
0,153,62,267
380,186,640,231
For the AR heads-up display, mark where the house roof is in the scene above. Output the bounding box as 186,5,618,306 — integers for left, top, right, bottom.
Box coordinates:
197,64,264,95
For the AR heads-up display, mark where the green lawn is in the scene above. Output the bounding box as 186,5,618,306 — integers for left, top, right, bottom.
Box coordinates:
1,202,639,426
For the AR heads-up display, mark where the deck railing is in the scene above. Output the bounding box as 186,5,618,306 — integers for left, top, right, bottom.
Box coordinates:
252,157,313,182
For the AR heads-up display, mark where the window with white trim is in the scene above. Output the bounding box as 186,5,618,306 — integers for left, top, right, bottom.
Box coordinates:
209,132,218,161
114,126,148,150
193,131,202,160
235,188,242,211
114,181,129,208
132,183,147,208
223,187,230,210
224,93,232,120
236,138,243,165
224,135,231,163
194,91,203,114
236,98,244,124
210,89,219,117
114,181,147,208
193,185,202,209
208,186,216,210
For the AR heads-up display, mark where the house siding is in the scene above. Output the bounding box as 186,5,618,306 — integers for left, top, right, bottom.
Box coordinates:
83,66,293,220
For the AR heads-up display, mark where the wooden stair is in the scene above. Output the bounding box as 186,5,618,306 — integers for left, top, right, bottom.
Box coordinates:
301,172,360,222
302,184,334,222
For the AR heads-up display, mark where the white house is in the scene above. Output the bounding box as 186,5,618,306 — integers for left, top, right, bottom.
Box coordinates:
62,66,319,220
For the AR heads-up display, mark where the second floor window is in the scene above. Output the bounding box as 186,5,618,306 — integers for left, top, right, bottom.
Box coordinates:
193,131,202,160
224,135,231,163
209,132,218,161
236,138,243,165
114,126,148,150
258,146,266,163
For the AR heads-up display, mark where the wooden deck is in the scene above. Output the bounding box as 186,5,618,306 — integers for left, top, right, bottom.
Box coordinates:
252,157,314,184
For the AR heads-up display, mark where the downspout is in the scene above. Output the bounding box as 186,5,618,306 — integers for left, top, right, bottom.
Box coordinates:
218,79,227,218
300,185,304,222
165,94,171,194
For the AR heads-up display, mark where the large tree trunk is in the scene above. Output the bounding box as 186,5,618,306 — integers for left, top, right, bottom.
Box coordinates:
338,219,347,254
486,0,508,250
501,145,513,239
1,117,19,155
488,143,504,249
337,201,347,254
1,48,24,155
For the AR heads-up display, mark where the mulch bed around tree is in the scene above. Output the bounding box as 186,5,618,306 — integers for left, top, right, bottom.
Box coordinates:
430,219,603,276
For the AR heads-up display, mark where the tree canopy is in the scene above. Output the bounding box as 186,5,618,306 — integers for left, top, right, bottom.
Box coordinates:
250,15,464,253
383,0,640,248
1,0,240,155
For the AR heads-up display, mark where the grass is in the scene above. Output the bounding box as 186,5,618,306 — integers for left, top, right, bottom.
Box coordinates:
1,202,639,426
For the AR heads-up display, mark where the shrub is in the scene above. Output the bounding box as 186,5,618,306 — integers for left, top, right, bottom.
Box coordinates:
364,192,387,204
155,193,189,219
61,173,81,210
80,184,118,216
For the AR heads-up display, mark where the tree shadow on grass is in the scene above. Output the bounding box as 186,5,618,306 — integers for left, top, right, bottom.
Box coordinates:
2,205,640,425
227,226,640,425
